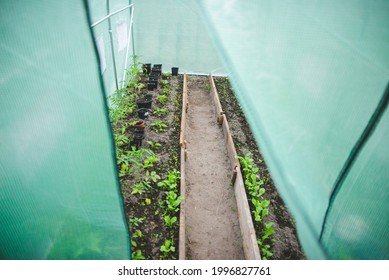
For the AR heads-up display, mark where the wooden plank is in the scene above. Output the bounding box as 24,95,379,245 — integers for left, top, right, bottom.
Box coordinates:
180,73,188,146
179,73,188,260
179,146,186,260
234,171,261,260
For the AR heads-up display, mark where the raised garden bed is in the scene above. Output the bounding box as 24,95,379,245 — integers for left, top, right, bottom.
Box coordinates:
108,61,182,260
213,76,306,260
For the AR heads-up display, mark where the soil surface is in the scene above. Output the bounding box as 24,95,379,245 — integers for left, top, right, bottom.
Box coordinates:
214,77,306,260
184,76,245,260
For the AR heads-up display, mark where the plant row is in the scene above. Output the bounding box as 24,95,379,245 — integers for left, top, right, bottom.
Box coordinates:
107,57,182,260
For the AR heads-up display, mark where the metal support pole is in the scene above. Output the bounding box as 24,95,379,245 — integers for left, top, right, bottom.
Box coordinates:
107,0,119,92
122,5,135,88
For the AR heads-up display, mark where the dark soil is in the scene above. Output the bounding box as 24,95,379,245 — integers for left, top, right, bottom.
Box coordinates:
214,77,306,260
114,74,182,260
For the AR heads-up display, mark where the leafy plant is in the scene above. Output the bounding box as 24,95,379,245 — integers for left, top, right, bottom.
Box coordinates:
143,170,161,189
131,181,147,195
143,154,160,169
157,94,168,105
132,249,146,260
165,191,183,213
164,215,177,228
158,169,180,190
151,120,168,133
154,107,168,117
147,141,162,150
129,217,145,228
161,87,171,95
160,239,175,258
162,72,171,79
161,79,169,86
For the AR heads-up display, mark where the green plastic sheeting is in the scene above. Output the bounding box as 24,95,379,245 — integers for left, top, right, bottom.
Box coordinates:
0,0,130,259
132,0,225,75
198,0,389,259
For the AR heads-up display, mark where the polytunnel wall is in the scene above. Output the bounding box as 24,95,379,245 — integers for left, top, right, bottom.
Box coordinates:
131,0,226,75
0,0,130,259
198,0,389,259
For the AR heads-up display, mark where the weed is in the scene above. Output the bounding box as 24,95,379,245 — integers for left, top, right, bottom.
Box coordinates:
129,217,145,228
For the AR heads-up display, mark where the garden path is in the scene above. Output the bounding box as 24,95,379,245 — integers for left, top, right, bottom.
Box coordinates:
184,76,244,260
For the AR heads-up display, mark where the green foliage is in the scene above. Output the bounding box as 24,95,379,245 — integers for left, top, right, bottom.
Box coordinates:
162,72,171,79
147,141,162,150
129,217,145,228
160,239,175,259
151,120,168,133
132,249,146,260
164,215,177,228
165,191,183,213
158,94,168,105
157,169,180,190
143,154,160,169
161,88,171,95
131,181,148,195
143,170,161,188
154,107,168,117
161,79,169,86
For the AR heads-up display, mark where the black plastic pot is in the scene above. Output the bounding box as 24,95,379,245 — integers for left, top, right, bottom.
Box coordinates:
129,134,143,150
144,93,153,101
172,67,179,76
147,81,157,91
136,98,152,109
143,63,151,74
134,128,145,138
153,64,162,70
151,68,161,76
137,108,149,119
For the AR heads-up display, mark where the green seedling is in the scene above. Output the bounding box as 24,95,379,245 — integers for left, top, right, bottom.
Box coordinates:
158,169,180,190
161,79,169,86
151,120,168,133
132,249,146,260
131,181,147,195
160,239,175,258
158,94,168,105
142,170,161,189
162,72,171,79
143,154,160,169
161,88,171,95
164,215,177,228
165,191,183,213
154,107,168,117
147,141,162,150
129,217,145,227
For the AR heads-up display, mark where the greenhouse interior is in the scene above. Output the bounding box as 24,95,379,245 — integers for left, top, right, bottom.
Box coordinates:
1,0,388,260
